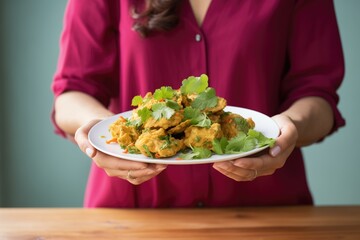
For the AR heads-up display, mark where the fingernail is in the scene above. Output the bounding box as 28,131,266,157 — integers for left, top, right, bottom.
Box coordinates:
270,145,281,157
86,148,94,157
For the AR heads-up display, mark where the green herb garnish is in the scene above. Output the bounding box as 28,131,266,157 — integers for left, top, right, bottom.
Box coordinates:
154,86,175,100
143,144,154,158
180,74,208,94
184,107,211,128
137,107,152,125
152,103,175,120
191,88,218,110
131,95,143,106
165,99,181,110
211,130,276,156
179,147,212,160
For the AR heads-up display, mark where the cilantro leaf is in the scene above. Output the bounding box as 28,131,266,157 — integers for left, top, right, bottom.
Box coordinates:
137,107,152,123
223,130,275,154
191,88,218,110
193,147,212,159
234,116,251,134
126,118,142,128
177,129,275,159
178,151,199,160
225,132,247,154
152,103,175,120
184,107,200,123
131,95,143,106
184,107,211,128
240,137,257,152
212,137,229,155
195,113,211,127
143,145,154,158
179,147,212,160
180,74,208,94
166,99,181,110
153,86,175,100
248,129,276,147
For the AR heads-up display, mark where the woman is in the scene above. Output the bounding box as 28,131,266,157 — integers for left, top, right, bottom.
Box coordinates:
52,0,345,208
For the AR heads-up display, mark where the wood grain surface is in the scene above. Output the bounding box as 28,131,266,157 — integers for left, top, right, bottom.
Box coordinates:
1,206,360,239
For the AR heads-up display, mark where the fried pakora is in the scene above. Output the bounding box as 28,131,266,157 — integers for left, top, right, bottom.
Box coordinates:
108,74,257,159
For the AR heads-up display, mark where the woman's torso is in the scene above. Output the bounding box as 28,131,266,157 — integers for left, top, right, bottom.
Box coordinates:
83,0,312,208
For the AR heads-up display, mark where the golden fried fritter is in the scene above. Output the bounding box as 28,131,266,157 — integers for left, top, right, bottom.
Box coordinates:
220,113,255,139
135,128,184,158
167,119,191,135
204,97,227,113
108,75,262,159
184,123,223,149
143,111,184,130
109,117,140,147
208,111,223,123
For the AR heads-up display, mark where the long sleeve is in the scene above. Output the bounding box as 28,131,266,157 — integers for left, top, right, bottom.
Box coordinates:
280,0,345,133
51,0,119,136
52,0,119,106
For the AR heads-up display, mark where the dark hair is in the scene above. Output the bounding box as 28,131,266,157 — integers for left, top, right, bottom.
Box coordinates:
132,0,182,37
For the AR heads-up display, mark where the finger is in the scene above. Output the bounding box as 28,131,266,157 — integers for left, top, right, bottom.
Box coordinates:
214,161,277,181
128,163,167,175
104,165,167,185
74,119,102,158
129,164,167,180
270,115,298,157
127,168,166,185
213,161,256,181
232,153,286,173
152,163,168,171
93,151,148,170
104,166,158,178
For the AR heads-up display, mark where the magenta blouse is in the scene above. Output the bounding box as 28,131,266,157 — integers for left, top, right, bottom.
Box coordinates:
52,0,345,208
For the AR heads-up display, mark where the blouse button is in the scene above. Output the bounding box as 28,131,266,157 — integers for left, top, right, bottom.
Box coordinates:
195,33,202,42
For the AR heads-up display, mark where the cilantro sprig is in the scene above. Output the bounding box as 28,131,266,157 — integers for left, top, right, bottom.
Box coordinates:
151,103,175,120
138,107,152,123
191,88,218,110
184,107,211,128
179,147,212,160
131,95,143,107
212,130,276,155
154,86,175,100
180,74,208,94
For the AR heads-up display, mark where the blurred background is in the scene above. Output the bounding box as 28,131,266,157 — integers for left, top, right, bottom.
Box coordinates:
0,0,359,207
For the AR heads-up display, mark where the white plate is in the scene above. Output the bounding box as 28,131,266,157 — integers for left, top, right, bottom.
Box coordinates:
88,106,280,165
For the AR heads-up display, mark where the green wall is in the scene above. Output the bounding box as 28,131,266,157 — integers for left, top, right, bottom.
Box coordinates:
0,0,359,207
0,0,4,206
0,0,90,207
303,0,360,205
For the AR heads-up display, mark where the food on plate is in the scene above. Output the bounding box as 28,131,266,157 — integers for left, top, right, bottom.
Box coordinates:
107,74,275,159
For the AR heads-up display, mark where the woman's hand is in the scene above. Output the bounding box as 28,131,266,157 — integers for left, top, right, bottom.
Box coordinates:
213,114,298,181
74,119,167,185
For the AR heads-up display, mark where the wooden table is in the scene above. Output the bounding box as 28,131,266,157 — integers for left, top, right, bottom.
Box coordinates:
1,206,360,239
